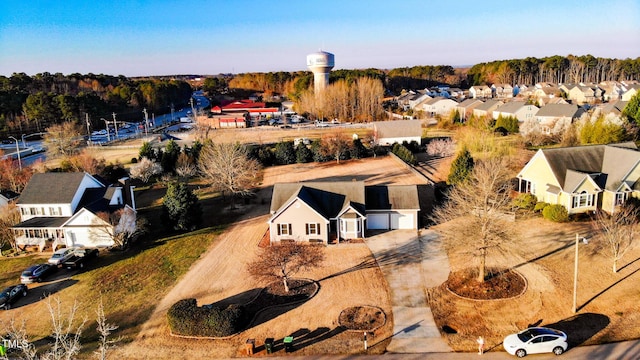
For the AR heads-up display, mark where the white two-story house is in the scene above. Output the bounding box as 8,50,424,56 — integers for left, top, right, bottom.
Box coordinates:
12,172,136,251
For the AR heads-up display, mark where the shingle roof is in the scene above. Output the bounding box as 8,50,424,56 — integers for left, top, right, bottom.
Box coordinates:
365,185,419,210
17,172,87,204
474,100,502,111
536,104,581,118
541,143,640,191
373,120,422,139
270,182,365,217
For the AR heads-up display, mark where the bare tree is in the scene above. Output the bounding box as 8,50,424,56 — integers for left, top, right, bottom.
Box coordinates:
1,318,38,360
129,157,162,183
247,242,325,292
174,152,197,180
592,205,639,273
0,204,21,255
94,299,120,360
43,297,86,360
198,142,261,199
319,130,352,164
94,207,142,249
42,121,83,158
431,157,517,283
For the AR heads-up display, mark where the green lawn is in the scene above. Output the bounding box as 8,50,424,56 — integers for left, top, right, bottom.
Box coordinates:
0,222,221,357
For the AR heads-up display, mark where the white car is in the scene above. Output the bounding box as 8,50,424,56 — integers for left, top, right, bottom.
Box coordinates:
503,327,568,357
47,247,77,266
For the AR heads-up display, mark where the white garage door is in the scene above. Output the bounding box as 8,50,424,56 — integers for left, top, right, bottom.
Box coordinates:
367,214,389,230
391,213,414,229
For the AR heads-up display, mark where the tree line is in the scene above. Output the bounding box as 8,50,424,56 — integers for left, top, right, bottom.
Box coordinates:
467,55,640,86
0,72,192,138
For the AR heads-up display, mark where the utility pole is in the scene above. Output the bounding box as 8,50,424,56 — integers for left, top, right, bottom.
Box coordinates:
190,97,197,121
170,103,175,124
112,112,118,139
142,108,149,137
85,113,91,146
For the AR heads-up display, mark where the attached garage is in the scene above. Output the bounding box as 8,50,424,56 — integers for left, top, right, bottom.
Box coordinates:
391,212,414,229
367,214,389,230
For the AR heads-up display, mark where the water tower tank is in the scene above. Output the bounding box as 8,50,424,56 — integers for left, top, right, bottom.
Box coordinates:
306,51,335,94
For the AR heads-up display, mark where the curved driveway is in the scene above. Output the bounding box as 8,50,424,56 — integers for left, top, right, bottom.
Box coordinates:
365,229,452,353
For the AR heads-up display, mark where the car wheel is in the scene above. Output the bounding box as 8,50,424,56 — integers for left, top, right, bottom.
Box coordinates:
79,263,84,269
5,303,10,310
516,349,527,358
22,290,27,297
553,346,564,355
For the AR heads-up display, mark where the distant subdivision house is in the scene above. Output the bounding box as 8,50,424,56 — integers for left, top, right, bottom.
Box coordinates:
12,172,136,251
373,120,422,146
268,182,420,244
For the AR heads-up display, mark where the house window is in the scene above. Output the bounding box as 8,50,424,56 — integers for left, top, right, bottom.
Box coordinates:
277,223,291,236
305,223,320,235
521,179,535,195
30,208,37,215
572,191,594,208
49,207,62,216
21,208,28,215
615,192,628,206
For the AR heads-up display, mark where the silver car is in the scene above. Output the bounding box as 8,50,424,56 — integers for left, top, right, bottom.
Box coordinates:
503,327,568,357
47,247,77,265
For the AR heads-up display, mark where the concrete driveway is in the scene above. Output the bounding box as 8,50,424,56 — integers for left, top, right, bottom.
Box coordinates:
365,229,452,353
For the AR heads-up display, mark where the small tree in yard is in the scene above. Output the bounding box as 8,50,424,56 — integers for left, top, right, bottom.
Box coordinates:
129,157,162,183
162,182,202,231
432,157,517,283
0,204,21,254
247,242,325,293
95,299,120,360
593,204,639,273
95,207,142,249
447,147,474,185
319,130,352,164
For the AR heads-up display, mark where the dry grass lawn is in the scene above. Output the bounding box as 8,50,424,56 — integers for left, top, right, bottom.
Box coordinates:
429,216,640,353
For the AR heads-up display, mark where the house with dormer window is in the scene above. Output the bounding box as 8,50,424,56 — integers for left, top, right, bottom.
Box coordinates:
12,172,136,251
516,143,640,214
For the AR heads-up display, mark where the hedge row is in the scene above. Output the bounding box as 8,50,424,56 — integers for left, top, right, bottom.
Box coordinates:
391,143,417,165
167,299,245,337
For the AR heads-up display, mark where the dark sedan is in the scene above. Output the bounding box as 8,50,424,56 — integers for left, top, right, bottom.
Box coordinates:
21,263,57,284
0,284,28,310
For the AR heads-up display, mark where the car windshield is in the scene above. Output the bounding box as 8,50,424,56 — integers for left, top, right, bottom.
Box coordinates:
518,330,536,342
21,270,33,276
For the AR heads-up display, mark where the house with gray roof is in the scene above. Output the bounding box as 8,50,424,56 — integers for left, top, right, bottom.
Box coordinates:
492,101,539,122
472,100,504,119
268,182,419,244
534,103,585,134
12,172,136,251
373,120,422,146
516,143,640,214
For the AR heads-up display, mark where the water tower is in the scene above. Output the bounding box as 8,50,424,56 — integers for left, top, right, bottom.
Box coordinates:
306,50,335,94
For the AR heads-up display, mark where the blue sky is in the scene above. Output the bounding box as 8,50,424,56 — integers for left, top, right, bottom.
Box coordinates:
1,0,639,77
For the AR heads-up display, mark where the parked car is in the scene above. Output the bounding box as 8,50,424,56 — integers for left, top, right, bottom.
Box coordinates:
20,263,57,284
503,327,568,357
47,247,77,266
63,248,99,270
0,284,28,310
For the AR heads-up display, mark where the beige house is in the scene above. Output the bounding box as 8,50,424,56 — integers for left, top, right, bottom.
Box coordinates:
516,143,640,215
472,100,504,119
621,85,640,101
534,103,585,134
421,98,458,118
456,99,483,121
469,85,492,99
268,182,420,244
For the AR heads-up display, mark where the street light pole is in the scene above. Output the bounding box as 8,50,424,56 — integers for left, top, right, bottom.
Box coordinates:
572,233,588,313
112,113,118,140
8,136,21,170
101,118,110,142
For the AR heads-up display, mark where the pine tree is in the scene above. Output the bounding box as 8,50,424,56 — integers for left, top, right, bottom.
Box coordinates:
447,148,474,185
162,182,202,231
